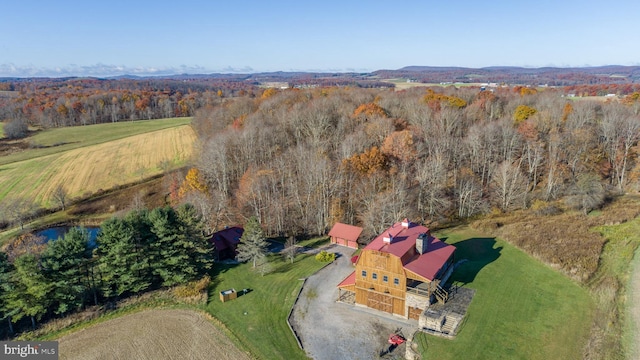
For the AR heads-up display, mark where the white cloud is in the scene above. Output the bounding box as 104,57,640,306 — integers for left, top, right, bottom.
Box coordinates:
0,63,217,77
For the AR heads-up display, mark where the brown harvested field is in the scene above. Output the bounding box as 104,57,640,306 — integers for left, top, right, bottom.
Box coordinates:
0,125,195,207
57,309,252,360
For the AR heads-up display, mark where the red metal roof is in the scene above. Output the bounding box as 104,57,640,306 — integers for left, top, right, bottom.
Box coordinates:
210,226,243,251
338,271,356,288
403,239,455,281
328,223,363,242
363,220,455,281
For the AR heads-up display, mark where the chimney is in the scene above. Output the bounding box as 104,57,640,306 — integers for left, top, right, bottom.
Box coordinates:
383,232,393,243
401,218,410,229
416,233,429,254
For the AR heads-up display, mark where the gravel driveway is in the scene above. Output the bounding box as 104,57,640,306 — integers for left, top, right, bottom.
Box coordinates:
290,244,416,360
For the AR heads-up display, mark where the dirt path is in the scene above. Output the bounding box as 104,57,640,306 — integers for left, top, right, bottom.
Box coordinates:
57,309,251,360
629,247,640,360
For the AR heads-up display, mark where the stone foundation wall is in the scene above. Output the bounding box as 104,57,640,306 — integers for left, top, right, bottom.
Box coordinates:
405,293,429,317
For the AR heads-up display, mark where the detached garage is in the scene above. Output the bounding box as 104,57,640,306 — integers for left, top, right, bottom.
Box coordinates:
328,223,362,249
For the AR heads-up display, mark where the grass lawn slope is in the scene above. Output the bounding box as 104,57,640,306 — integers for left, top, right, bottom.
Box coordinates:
206,243,327,360
0,119,195,207
416,227,593,360
0,117,192,166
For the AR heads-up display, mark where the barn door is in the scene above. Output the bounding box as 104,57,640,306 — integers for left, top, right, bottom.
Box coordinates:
367,292,393,314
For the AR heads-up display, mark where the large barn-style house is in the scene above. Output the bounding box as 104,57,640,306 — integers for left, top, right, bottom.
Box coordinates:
338,219,455,320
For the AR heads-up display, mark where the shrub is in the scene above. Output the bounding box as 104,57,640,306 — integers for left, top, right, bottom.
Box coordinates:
315,250,335,262
3,118,28,139
173,275,211,298
531,199,562,216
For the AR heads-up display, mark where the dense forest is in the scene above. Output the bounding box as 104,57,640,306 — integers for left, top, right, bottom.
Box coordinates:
3,66,640,135
184,85,640,242
0,76,390,133
0,78,256,131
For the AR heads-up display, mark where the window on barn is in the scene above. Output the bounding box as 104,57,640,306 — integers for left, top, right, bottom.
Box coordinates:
372,273,378,280
383,275,388,282
361,270,367,277
394,278,399,285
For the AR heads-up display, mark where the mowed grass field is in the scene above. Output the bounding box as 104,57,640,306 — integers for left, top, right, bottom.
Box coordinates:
0,118,195,207
205,238,328,360
416,227,593,360
0,117,192,166
57,309,252,360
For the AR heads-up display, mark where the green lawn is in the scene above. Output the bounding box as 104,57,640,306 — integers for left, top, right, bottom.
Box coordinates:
593,217,640,358
416,227,593,360
0,117,191,166
205,243,328,360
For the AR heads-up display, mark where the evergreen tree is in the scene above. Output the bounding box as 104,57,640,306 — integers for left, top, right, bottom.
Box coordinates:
5,254,52,329
236,216,269,268
41,227,92,315
96,217,151,297
0,252,15,334
124,209,155,287
176,203,213,276
148,206,197,286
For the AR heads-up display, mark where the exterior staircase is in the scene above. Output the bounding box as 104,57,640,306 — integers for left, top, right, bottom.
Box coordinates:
441,317,456,334
434,283,449,304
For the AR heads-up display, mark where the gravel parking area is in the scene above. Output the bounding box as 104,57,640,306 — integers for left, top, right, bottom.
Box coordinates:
290,244,416,360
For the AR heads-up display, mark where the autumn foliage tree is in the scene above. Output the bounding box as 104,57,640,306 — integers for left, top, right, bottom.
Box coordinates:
353,102,388,118
561,102,574,122
381,130,418,162
343,146,388,175
179,168,209,197
423,89,467,109
513,105,537,124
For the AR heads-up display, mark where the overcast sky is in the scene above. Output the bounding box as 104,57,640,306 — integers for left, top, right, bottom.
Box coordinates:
1,0,639,77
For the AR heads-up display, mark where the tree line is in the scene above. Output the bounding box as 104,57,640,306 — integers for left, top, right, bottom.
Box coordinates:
0,76,391,137
184,85,640,240
0,78,262,136
0,204,212,336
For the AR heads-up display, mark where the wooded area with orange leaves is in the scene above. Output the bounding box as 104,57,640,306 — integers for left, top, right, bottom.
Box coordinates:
0,77,258,134
184,85,640,240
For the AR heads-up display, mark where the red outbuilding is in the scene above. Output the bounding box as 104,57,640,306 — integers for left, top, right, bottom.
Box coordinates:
328,222,363,249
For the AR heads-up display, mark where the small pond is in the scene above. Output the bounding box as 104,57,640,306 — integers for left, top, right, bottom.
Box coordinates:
36,226,101,248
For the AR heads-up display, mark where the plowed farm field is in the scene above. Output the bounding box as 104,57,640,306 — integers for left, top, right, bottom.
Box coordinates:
57,309,252,360
0,125,195,207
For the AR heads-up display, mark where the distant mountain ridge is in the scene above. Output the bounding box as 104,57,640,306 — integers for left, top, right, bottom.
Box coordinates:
377,65,640,86
2,65,639,87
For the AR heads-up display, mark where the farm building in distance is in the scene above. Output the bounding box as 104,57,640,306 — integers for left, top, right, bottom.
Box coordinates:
210,226,243,261
328,222,363,249
338,219,455,320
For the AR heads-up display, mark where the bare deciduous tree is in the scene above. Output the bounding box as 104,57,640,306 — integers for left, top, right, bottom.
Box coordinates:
565,173,605,214
3,198,39,230
456,170,487,218
491,161,528,211
283,236,297,264
51,185,68,211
